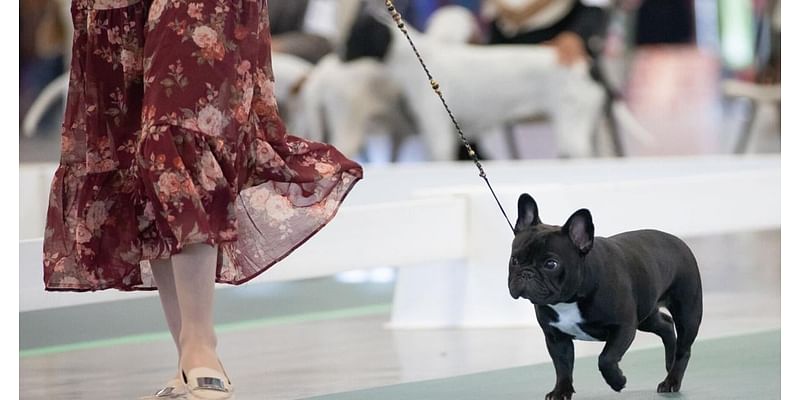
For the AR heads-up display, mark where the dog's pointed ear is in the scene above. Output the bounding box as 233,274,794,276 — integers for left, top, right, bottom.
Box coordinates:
562,209,594,254
515,194,541,233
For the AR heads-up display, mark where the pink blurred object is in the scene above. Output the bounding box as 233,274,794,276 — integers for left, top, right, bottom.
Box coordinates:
624,46,722,156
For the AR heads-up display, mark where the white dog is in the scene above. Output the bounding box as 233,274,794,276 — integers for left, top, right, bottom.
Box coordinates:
295,5,650,160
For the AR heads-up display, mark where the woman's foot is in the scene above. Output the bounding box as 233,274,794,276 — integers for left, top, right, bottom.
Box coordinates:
180,342,223,373
181,366,234,400
179,343,234,399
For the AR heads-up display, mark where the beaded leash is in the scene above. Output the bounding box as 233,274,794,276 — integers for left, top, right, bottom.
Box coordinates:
383,0,515,233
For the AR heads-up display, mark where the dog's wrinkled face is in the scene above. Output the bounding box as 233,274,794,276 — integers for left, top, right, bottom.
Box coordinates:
508,194,595,305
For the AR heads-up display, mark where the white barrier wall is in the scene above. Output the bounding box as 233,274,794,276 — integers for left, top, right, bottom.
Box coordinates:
19,163,57,240
20,155,780,324
20,197,467,311
390,168,780,328
19,156,779,238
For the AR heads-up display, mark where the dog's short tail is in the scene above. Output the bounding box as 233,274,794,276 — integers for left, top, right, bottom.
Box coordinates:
589,60,655,148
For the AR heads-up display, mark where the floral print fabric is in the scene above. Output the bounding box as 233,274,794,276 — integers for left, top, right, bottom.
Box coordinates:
43,0,363,291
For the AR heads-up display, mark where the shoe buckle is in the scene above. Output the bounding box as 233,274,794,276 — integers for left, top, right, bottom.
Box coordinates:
196,377,228,392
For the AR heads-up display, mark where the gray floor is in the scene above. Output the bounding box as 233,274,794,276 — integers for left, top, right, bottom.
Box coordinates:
310,331,780,400
19,230,780,400
20,278,395,351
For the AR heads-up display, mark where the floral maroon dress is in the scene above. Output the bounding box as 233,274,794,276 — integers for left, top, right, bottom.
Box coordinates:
43,0,363,291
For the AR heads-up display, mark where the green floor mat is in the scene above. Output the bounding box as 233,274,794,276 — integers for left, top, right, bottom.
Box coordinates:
311,330,780,400
20,277,394,350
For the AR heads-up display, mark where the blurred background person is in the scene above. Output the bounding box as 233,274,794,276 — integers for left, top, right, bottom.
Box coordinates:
482,0,610,65
634,0,695,45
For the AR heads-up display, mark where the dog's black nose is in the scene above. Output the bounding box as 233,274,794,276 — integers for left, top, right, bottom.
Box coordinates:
521,270,534,280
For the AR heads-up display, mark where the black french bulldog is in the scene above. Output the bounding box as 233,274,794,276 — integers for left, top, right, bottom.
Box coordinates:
509,194,703,399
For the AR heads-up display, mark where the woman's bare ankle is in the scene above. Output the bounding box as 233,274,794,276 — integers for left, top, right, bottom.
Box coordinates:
179,341,223,373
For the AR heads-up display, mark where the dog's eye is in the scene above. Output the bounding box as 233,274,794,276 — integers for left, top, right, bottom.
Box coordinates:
543,259,559,271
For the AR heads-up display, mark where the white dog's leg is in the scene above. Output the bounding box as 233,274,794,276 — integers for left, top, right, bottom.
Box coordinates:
271,52,313,137
326,95,371,158
297,72,327,142
551,66,605,158
298,55,356,143
413,94,459,161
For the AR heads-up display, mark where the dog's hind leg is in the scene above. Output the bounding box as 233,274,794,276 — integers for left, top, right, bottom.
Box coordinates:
637,310,676,372
389,127,406,162
388,96,416,162
551,70,604,158
417,109,459,161
659,276,703,393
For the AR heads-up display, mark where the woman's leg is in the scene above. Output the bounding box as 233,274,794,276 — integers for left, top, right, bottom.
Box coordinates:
150,258,183,378
150,259,183,353
170,243,224,372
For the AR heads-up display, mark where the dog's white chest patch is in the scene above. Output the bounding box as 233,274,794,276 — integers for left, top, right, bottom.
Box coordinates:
548,303,600,341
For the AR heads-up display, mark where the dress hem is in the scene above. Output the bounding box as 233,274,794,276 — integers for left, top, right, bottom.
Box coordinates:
43,172,363,292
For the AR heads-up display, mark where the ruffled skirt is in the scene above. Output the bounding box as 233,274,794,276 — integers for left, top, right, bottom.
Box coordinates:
43,0,363,291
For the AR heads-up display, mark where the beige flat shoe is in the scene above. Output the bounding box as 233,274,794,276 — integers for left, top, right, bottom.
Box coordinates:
139,376,187,399
181,366,234,400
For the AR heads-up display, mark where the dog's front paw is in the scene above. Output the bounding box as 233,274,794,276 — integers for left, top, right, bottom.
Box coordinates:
657,377,681,393
602,371,627,392
545,383,575,400
599,359,627,392
545,390,573,400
